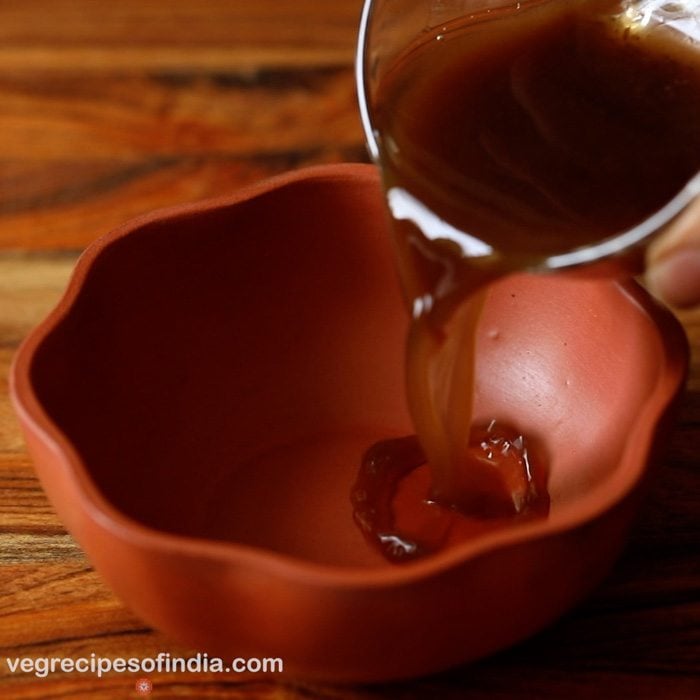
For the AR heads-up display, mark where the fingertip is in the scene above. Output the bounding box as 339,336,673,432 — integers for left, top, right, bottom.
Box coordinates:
646,249,700,309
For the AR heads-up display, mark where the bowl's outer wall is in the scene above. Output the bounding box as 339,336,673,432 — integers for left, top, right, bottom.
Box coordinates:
11,164,689,681
17,414,646,681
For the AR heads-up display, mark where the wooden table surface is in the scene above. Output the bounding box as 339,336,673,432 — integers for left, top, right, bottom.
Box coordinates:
0,2,698,698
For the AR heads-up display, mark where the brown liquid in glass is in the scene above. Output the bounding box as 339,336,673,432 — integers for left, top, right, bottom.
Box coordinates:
352,0,700,562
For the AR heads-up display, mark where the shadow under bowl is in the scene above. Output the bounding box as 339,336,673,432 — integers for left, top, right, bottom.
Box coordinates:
10,163,688,682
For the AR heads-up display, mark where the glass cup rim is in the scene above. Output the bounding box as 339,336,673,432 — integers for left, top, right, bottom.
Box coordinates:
355,0,700,272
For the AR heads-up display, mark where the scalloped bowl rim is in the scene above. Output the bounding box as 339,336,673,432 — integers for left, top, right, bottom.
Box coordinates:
9,163,690,588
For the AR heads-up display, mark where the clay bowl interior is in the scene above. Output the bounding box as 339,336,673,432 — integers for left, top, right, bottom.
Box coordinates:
11,163,688,681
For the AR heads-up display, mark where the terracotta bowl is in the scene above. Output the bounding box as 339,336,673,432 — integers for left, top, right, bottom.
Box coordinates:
10,163,688,682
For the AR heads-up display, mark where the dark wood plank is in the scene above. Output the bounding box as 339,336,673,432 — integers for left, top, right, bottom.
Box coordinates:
0,69,367,249
0,0,364,71
0,0,367,250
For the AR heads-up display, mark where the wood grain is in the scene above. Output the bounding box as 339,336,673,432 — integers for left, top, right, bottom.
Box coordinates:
0,68,367,249
0,0,367,250
0,0,699,697
0,0,363,71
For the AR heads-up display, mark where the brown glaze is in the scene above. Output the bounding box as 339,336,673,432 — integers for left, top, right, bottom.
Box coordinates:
10,164,689,680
